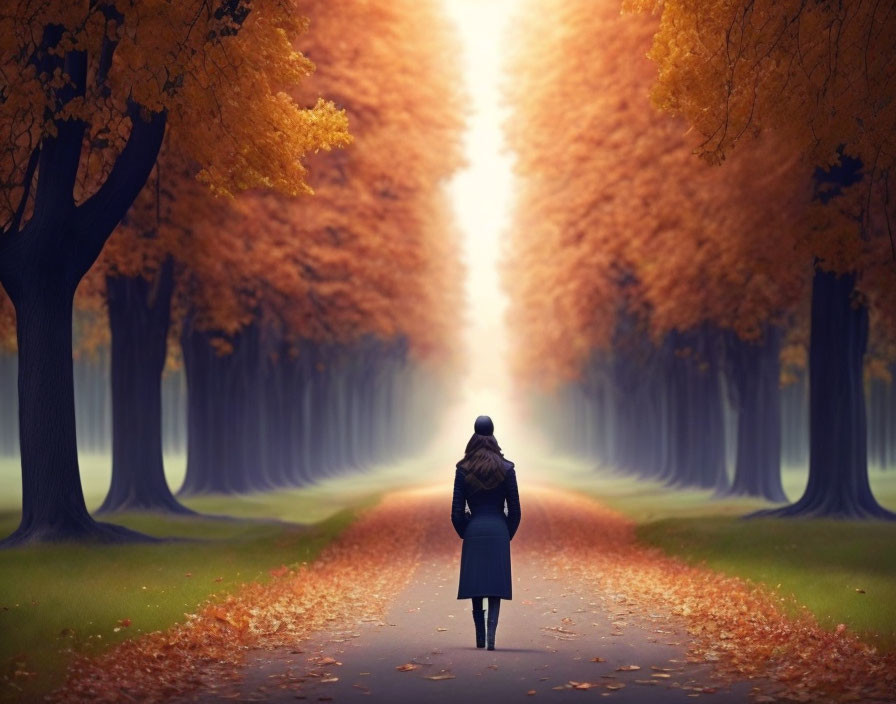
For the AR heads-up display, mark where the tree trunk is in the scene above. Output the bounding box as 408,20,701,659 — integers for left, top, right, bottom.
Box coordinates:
755,268,894,519
1,283,149,544
0,352,18,456
722,328,786,502
97,262,194,514
0,39,165,544
662,328,728,491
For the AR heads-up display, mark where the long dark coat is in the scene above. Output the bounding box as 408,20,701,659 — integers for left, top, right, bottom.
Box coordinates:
451,460,521,599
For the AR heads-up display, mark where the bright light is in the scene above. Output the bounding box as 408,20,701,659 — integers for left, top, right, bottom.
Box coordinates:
425,0,551,470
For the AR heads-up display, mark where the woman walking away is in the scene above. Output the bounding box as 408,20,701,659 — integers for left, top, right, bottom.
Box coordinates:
451,415,521,650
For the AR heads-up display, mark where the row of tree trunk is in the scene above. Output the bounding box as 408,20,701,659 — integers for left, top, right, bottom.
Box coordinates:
92,271,442,514
175,323,430,497
536,269,895,518
1,269,444,543
1,346,187,457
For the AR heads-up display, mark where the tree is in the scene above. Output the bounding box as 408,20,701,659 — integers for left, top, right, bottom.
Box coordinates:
173,0,466,495
504,0,809,497
0,1,350,544
626,0,896,518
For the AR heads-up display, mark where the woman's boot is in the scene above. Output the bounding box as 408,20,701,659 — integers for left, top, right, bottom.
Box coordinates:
486,598,501,650
472,608,486,648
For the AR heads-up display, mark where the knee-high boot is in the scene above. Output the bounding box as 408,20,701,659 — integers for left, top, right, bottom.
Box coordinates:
472,608,485,648
486,599,500,650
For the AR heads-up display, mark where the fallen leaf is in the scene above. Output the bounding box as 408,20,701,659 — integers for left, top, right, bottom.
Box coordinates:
590,657,606,663
616,665,640,671
425,672,455,680
527,690,536,696
396,663,419,672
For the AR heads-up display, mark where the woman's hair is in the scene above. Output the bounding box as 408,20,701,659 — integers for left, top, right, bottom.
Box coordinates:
457,433,511,493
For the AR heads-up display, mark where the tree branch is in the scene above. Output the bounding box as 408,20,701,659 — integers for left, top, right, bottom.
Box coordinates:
8,146,41,237
73,101,167,280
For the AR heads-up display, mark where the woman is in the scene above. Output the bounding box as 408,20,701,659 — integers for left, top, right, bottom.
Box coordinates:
451,415,521,651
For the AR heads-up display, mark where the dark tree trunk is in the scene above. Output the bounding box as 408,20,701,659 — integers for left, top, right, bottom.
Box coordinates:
180,322,229,495
661,327,728,491
179,319,211,495
755,268,894,519
0,283,150,544
306,346,328,480
237,323,271,492
722,328,786,501
0,353,18,456
97,262,194,514
0,56,165,542
867,374,889,469
780,370,808,467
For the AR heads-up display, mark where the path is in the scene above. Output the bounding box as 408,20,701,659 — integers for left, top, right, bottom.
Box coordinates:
57,484,896,703
236,490,757,703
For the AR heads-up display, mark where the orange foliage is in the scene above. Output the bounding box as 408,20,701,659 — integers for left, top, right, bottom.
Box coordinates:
276,0,466,365
52,491,432,702
0,295,14,352
52,486,896,703
119,0,467,366
0,0,349,227
503,0,812,388
625,0,896,346
529,489,896,703
1,1,351,351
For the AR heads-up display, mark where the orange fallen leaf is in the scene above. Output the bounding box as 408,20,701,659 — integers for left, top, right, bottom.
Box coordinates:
590,657,606,662
396,663,418,672
616,665,640,671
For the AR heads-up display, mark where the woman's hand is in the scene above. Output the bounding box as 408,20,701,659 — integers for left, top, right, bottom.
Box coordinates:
451,468,470,539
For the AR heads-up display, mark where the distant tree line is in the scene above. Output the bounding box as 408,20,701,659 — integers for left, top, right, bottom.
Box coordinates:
505,0,896,519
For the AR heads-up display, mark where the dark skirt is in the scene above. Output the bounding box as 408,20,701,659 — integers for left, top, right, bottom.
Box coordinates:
457,510,512,599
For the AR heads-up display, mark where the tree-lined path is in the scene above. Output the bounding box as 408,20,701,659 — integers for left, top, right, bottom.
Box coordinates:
53,483,896,703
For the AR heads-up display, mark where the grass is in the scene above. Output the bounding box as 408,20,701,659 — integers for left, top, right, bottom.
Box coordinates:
3,448,895,701
543,457,896,652
0,453,400,703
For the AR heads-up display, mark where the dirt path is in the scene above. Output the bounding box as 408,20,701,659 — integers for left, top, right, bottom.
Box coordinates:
58,484,896,703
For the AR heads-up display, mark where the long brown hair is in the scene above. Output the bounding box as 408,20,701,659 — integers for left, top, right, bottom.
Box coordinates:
457,433,512,493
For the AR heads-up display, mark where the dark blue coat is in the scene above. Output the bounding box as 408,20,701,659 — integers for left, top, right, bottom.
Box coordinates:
451,461,521,599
